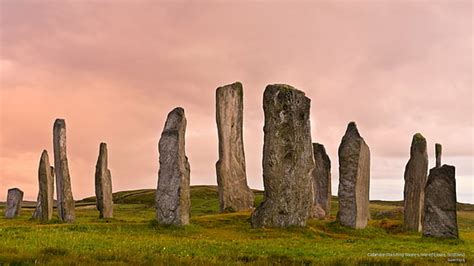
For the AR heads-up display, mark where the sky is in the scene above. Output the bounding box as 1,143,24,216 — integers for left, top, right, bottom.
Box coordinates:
0,1,472,203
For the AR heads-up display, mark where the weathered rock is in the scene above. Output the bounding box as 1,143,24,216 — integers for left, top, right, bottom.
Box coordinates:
215,82,254,212
435,143,442,167
336,122,370,229
5,188,23,218
95,143,113,219
423,165,458,238
251,84,315,228
53,119,75,222
33,150,55,221
403,133,428,231
311,143,331,219
156,107,190,225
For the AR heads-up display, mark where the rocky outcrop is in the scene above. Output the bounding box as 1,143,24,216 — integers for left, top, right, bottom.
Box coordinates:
33,150,55,221
311,143,331,219
95,143,113,219
403,133,428,231
422,165,458,238
336,122,370,229
216,82,254,212
53,119,75,222
5,188,23,218
156,108,191,226
251,84,314,228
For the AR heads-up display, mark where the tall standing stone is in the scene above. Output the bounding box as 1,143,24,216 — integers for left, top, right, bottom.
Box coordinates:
251,84,315,228
156,107,190,225
53,119,75,222
435,143,442,167
95,143,113,219
423,165,458,238
403,133,428,231
5,188,23,218
311,143,331,219
216,82,254,212
33,150,55,221
337,122,370,229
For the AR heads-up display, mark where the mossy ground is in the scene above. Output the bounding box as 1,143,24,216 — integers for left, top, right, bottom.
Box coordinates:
0,186,472,265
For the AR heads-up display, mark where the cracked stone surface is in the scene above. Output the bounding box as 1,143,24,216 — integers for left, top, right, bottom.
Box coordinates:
336,122,370,229
251,84,314,228
216,82,254,212
403,133,428,231
156,107,190,226
53,119,75,222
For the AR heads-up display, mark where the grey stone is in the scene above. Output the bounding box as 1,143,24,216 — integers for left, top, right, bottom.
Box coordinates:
422,165,458,238
435,143,442,167
156,107,190,225
5,188,23,218
311,143,331,219
95,143,113,219
53,119,75,222
336,122,370,229
216,82,254,212
33,150,55,221
403,133,428,231
251,84,315,228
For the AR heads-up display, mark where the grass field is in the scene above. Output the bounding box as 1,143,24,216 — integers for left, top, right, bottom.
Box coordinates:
0,185,472,265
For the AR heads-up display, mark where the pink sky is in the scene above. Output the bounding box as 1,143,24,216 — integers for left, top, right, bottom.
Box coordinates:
1,1,472,202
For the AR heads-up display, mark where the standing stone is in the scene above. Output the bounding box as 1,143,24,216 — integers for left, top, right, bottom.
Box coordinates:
423,165,458,238
311,143,331,219
403,133,428,231
156,107,190,225
53,119,75,222
95,143,113,219
337,122,370,229
33,150,55,221
216,82,254,212
5,188,23,218
435,143,442,167
251,84,315,228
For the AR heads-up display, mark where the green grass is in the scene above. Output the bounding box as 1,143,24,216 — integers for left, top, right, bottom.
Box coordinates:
0,186,472,265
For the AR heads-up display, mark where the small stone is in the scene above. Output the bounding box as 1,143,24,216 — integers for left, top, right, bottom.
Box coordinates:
403,133,428,231
156,107,191,225
33,150,55,221
5,188,23,218
423,165,458,238
336,122,370,229
215,82,254,212
310,143,331,219
251,84,315,228
435,143,442,167
53,119,75,222
95,143,114,219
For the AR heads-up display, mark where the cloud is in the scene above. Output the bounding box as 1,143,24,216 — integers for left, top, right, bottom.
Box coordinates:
1,1,472,202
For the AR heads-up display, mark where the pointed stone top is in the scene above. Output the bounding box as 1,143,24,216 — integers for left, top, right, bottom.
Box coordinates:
345,121,361,138
8,188,23,193
164,107,186,131
100,142,107,150
413,133,425,141
54,118,65,126
313,143,327,154
41,149,49,158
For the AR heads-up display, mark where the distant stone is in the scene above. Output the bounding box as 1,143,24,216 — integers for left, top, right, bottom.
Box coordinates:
374,208,404,220
95,143,114,219
33,150,55,221
403,133,428,231
216,82,254,212
310,143,331,219
423,165,458,238
5,188,23,218
53,119,75,222
251,84,315,228
435,143,442,167
156,108,191,225
336,122,370,229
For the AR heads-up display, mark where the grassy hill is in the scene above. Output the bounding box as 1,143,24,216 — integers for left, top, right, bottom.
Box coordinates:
0,185,472,265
